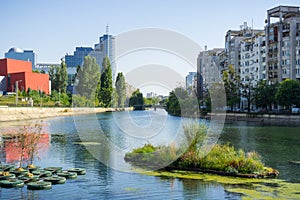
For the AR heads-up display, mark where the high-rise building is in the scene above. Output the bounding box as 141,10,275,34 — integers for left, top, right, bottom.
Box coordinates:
5,47,36,69
240,31,267,86
185,72,197,89
65,47,94,68
65,31,116,83
96,33,116,82
225,22,262,74
197,47,224,99
265,5,300,83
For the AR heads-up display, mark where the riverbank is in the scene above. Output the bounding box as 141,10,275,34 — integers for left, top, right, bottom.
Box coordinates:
206,112,300,126
0,107,133,123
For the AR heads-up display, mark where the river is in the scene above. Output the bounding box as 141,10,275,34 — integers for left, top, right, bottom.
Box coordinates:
0,109,299,199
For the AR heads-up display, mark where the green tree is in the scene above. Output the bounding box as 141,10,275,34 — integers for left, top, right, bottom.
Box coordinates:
58,61,68,93
275,79,300,110
254,81,278,112
76,56,101,100
49,66,58,92
98,57,113,107
50,90,70,106
222,65,240,110
166,87,191,116
111,88,119,108
115,72,126,108
49,61,68,93
241,82,255,112
129,89,145,110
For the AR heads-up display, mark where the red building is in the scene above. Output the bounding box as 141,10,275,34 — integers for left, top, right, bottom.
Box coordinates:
0,58,50,94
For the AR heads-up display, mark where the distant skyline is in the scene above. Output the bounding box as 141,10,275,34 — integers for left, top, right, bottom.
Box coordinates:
1,0,299,63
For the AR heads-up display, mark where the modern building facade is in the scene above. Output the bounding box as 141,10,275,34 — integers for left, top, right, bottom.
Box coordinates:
0,58,50,94
5,47,36,69
65,32,116,84
95,33,116,82
265,5,300,83
65,47,94,68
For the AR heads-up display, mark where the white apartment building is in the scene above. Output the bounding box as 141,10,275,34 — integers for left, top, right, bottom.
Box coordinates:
240,31,267,86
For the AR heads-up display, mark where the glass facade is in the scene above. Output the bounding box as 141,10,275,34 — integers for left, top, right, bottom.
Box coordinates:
5,48,36,69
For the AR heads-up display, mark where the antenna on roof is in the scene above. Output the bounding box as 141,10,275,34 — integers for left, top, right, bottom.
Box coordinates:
106,24,109,35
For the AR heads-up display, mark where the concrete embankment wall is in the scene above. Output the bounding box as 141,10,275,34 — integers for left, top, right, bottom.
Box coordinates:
0,107,130,122
209,113,300,126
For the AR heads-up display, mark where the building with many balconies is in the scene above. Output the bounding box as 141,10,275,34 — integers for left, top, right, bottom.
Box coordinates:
265,5,300,83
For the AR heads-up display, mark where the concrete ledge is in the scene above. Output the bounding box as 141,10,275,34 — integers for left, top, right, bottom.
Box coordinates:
208,113,300,126
0,107,133,122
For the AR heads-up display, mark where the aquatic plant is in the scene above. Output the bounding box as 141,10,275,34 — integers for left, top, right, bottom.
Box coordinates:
125,123,277,177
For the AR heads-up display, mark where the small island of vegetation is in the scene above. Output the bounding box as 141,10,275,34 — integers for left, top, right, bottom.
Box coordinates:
125,123,279,178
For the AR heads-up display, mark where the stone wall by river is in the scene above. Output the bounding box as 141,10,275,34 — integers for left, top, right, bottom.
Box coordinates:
209,113,300,126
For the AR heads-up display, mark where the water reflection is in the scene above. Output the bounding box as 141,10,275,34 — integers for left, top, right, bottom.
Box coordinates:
221,122,300,182
2,111,300,199
0,121,50,165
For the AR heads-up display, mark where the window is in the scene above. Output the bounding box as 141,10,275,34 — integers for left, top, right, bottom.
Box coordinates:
283,51,290,56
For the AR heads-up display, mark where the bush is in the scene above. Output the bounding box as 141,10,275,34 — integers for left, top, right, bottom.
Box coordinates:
125,123,267,175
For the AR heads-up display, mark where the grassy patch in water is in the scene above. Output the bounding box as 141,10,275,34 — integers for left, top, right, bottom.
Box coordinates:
125,123,276,176
124,187,142,193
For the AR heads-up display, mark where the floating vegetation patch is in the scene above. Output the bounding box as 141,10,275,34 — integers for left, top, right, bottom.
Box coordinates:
124,187,142,193
132,168,300,199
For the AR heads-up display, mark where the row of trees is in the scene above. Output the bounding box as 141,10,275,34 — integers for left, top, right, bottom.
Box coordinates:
166,74,300,116
22,55,139,109
74,56,127,108
47,56,127,108
217,65,300,113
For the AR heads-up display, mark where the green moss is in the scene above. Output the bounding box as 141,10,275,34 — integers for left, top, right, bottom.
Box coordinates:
131,144,156,154
133,168,300,199
124,187,141,192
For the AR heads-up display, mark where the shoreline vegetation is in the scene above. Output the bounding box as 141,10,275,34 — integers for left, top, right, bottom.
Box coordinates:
125,123,279,179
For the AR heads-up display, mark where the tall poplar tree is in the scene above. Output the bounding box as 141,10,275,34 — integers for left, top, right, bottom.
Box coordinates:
76,56,100,99
115,72,126,108
98,57,113,107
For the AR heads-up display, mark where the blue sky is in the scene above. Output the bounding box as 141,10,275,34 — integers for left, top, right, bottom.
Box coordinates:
1,0,299,63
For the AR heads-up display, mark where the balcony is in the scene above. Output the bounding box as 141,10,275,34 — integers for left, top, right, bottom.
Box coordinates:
282,36,290,41
282,28,290,33
282,73,290,79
